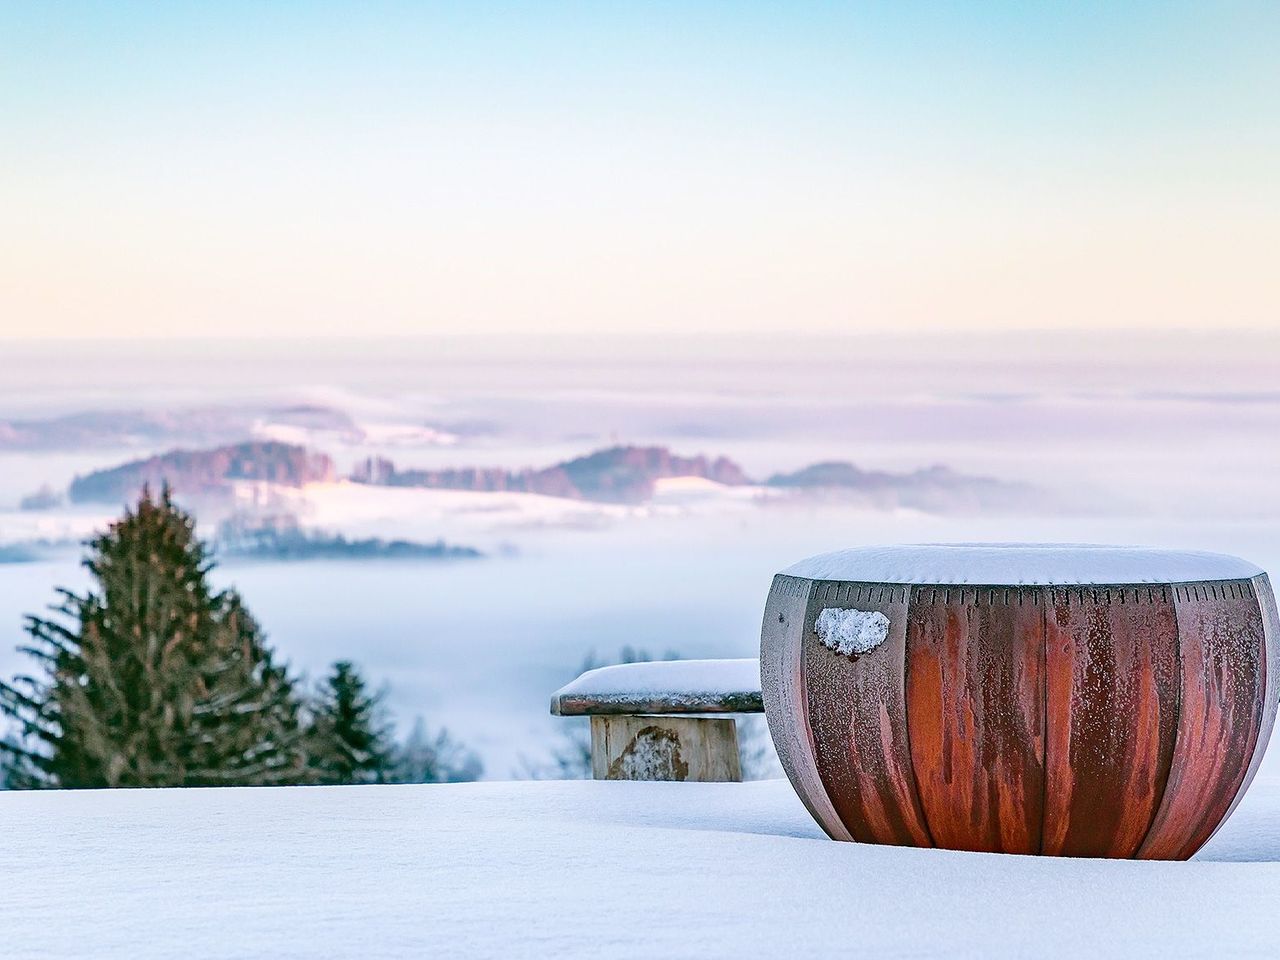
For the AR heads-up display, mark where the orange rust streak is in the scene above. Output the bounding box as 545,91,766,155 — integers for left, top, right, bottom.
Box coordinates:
906,591,1043,854
1042,591,1178,858
1138,589,1265,860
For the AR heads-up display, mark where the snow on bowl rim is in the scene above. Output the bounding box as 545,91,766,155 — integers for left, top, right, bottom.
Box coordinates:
780,543,1266,587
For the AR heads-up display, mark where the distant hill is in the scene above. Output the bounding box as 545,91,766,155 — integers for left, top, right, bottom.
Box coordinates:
213,512,483,562
19,484,63,511
0,544,43,564
765,461,1040,513
352,445,1039,511
219,530,483,563
0,403,488,453
67,441,1042,514
353,445,751,504
69,442,337,505
0,405,363,451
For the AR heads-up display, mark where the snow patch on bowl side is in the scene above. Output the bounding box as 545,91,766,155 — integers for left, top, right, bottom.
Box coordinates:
815,608,890,656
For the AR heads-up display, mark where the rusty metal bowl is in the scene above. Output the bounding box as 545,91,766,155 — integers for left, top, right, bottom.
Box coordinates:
760,544,1279,859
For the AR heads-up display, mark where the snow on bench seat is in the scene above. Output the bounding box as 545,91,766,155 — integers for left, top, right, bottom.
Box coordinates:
550,658,763,716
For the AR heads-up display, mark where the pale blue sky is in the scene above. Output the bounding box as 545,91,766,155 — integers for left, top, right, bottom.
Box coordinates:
1,2,1276,337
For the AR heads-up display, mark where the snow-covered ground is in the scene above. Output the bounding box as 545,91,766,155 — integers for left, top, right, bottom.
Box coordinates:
3,773,1279,958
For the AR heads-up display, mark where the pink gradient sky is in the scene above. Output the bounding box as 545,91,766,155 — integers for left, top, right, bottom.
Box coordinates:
1,3,1276,339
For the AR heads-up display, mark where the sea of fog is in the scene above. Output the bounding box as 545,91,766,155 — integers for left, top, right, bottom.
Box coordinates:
1,334,1279,776
3,507,1280,777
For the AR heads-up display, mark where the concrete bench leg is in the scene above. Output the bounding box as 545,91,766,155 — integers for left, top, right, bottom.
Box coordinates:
590,716,741,782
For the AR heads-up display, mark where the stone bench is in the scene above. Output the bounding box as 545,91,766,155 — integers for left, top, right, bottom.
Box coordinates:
549,658,763,782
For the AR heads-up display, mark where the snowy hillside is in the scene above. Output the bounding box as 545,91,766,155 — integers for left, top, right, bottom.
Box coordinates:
3,773,1278,958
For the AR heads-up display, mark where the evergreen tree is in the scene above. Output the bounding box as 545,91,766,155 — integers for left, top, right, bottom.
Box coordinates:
305,660,395,784
0,487,308,788
390,717,482,784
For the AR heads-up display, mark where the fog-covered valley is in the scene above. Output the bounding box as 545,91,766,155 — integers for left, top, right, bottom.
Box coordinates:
3,333,1279,775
